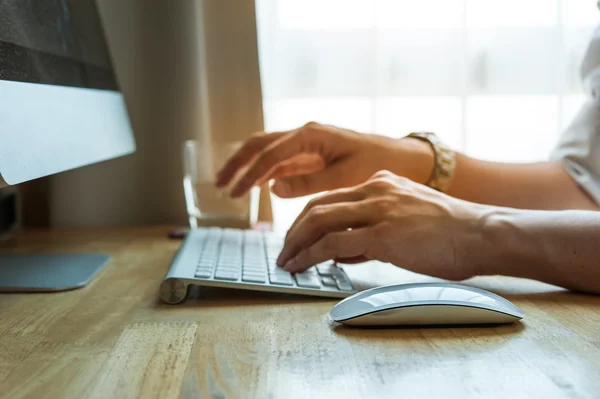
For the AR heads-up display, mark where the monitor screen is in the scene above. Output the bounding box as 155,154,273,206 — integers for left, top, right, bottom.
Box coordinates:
0,0,135,187
0,0,118,91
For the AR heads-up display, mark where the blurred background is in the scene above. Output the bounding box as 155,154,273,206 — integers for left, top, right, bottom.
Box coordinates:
9,0,600,232
257,0,599,229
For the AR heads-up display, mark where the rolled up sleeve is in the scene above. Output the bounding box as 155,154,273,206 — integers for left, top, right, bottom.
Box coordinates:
552,29,600,206
552,99,600,205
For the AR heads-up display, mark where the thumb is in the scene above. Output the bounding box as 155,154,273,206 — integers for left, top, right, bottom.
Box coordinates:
271,162,348,198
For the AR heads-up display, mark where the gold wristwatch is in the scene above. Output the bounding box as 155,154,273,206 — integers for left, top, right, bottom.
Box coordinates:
406,132,456,193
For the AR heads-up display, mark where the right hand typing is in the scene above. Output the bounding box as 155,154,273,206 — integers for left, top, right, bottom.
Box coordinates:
215,122,433,198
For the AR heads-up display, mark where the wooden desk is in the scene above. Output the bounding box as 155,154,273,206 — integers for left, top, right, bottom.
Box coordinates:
1,227,600,398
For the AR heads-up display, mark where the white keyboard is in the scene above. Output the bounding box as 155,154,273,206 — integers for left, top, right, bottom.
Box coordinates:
160,227,358,304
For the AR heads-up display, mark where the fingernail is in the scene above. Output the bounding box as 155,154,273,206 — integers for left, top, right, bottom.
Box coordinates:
283,259,296,271
277,246,292,266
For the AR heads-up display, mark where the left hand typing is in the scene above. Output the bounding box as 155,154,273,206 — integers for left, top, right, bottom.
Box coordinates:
277,170,490,281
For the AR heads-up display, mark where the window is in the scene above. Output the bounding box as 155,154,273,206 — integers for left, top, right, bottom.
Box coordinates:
255,0,598,230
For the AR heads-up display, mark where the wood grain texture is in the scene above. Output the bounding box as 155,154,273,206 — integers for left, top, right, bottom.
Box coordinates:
1,227,600,399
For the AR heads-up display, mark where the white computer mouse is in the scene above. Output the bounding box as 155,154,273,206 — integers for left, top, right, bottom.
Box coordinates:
329,282,524,327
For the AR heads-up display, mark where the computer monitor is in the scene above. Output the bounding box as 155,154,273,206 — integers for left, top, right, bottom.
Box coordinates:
0,0,136,291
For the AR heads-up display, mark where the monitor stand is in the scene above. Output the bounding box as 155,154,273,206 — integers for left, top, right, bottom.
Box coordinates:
0,254,110,292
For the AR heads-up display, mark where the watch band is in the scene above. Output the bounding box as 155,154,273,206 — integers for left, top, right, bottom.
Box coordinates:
406,132,456,193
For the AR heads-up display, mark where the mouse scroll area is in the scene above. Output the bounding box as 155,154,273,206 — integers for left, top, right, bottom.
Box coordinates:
329,282,524,327
335,304,522,327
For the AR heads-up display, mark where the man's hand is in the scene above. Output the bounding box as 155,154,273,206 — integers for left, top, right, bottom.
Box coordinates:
215,122,433,198
276,170,490,281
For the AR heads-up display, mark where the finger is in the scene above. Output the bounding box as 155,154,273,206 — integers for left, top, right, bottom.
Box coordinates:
229,132,314,198
285,186,366,240
271,159,351,198
334,256,369,264
284,228,370,273
215,132,286,187
278,201,378,266
256,154,325,186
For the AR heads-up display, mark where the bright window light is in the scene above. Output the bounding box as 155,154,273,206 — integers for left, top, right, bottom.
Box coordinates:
467,0,557,28
255,0,598,223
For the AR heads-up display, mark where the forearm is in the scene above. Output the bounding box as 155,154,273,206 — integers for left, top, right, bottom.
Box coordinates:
400,138,598,210
476,208,600,294
448,155,599,210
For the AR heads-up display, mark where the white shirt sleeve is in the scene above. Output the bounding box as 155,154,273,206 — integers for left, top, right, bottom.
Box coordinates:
551,28,600,205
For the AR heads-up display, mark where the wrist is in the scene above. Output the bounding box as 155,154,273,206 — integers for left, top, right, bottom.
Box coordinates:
471,207,549,278
392,137,435,184
448,202,497,277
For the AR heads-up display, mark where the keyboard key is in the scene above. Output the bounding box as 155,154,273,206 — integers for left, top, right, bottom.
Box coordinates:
316,262,338,275
242,274,266,283
220,251,241,256
333,273,353,291
198,259,214,267
218,256,239,263
195,270,212,278
244,267,266,274
332,271,349,283
266,257,280,265
243,254,265,261
214,271,239,281
244,262,266,269
190,227,358,293
244,261,267,269
245,249,262,254
269,268,291,276
269,276,294,286
321,276,337,287
215,266,237,274
217,260,241,266
245,260,266,267
336,283,353,292
244,254,264,259
216,267,241,274
243,270,267,277
294,273,321,289
244,256,263,262
268,263,280,271
217,261,241,268
269,268,293,284
244,259,266,267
